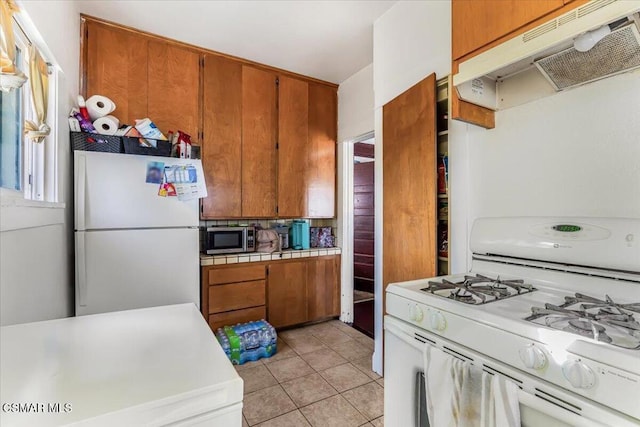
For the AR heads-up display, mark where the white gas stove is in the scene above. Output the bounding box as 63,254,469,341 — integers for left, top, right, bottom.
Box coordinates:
384,217,640,427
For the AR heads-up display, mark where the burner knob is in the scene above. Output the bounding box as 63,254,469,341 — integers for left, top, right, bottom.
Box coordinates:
429,312,447,331
518,345,547,370
409,305,424,322
562,360,596,389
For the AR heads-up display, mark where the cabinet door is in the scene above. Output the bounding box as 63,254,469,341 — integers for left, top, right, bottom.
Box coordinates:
452,0,563,60
148,41,200,138
242,66,278,217
278,76,309,218
267,261,308,328
307,84,337,218
383,74,437,306
307,256,340,320
201,55,243,218
85,22,148,125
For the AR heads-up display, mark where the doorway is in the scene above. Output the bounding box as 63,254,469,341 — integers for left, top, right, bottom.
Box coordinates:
352,140,375,337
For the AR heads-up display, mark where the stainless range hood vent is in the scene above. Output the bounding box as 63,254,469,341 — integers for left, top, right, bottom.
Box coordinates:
453,0,640,111
535,23,640,90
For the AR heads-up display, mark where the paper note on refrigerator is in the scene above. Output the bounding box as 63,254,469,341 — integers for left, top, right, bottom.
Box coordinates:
162,163,207,201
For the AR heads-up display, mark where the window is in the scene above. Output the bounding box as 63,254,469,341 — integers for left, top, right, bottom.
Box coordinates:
0,19,57,202
0,45,23,191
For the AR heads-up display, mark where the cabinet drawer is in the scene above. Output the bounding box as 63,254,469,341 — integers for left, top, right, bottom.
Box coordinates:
208,264,266,285
208,306,266,330
209,280,266,314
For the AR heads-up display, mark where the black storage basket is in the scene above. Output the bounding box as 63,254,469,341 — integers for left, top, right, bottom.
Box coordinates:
123,137,172,157
71,131,123,153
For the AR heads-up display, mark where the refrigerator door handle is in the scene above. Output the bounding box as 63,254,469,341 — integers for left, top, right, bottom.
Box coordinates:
75,155,87,231
76,233,87,307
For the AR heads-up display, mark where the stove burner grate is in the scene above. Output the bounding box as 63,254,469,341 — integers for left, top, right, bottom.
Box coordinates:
420,274,536,305
526,293,640,350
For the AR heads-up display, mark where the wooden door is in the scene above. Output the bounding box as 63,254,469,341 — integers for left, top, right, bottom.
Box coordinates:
452,0,563,60
353,159,374,293
307,83,337,218
267,261,308,328
84,22,148,125
201,55,242,218
307,256,341,320
278,76,309,218
147,41,200,138
383,74,437,311
241,66,278,217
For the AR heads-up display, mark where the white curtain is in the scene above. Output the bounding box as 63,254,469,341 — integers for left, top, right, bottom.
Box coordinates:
0,0,19,74
24,46,50,143
0,0,27,92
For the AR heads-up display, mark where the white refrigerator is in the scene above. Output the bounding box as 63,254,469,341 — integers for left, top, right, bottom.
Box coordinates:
74,151,205,316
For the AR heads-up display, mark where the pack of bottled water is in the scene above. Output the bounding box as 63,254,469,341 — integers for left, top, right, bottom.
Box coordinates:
215,320,277,365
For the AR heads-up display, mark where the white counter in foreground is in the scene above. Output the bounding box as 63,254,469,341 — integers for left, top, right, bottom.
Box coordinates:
0,303,243,427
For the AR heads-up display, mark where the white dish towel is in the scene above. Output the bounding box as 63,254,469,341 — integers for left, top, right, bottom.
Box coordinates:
424,345,521,427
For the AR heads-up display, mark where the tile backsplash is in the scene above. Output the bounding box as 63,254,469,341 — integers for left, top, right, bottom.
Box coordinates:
199,218,339,251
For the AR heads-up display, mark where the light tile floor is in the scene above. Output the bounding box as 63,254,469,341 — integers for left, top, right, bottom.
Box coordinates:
237,320,384,427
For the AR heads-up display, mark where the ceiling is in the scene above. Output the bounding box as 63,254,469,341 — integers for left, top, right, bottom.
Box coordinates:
77,0,397,84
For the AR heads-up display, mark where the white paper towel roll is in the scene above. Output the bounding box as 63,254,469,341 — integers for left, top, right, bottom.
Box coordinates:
93,115,120,135
86,95,116,120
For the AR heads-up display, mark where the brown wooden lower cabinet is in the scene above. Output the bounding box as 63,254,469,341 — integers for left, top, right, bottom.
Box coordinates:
209,306,266,331
209,280,265,313
267,261,308,328
307,256,340,320
201,255,341,332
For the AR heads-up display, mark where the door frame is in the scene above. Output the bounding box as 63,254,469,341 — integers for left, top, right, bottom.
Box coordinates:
337,131,374,324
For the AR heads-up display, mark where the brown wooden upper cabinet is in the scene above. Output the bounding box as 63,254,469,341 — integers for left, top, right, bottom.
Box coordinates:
242,66,278,218
84,21,149,126
82,16,337,220
307,83,337,218
278,76,309,218
278,77,337,218
452,0,564,60
201,60,278,219
201,55,243,218
83,20,200,138
147,42,200,138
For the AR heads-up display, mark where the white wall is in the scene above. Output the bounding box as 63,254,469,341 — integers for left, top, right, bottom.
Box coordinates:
338,64,374,143
0,1,80,325
372,0,452,374
336,63,375,323
373,0,451,108
466,72,640,240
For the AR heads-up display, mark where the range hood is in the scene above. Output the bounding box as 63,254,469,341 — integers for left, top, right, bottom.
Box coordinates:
453,0,640,111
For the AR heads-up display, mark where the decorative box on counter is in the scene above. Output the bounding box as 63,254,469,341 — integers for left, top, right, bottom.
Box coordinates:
310,226,335,248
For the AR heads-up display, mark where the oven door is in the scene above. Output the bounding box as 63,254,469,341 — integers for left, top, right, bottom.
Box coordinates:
384,316,635,427
205,227,247,254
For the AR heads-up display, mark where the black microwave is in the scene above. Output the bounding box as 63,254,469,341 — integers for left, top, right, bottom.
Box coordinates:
204,226,255,255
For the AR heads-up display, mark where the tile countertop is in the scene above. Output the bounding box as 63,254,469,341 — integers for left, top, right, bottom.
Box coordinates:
201,247,342,266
